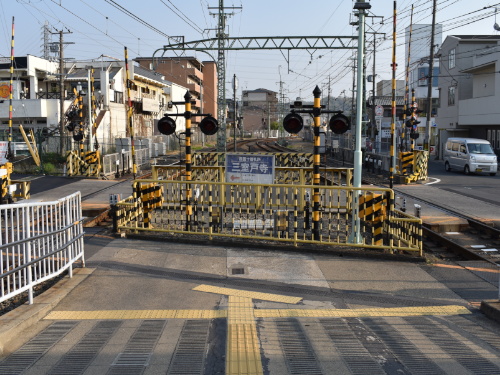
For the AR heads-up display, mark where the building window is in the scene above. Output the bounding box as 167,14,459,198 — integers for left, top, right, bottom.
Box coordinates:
449,48,456,69
448,86,455,106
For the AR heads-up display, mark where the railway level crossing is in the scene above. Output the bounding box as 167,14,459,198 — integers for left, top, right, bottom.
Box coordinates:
114,151,423,255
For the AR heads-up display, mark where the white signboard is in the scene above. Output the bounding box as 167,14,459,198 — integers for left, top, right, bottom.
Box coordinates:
375,105,384,116
225,153,275,184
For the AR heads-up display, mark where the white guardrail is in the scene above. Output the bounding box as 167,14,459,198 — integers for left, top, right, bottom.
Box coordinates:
102,148,150,177
0,192,85,305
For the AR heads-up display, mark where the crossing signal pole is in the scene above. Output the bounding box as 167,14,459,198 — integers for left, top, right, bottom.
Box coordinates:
283,86,350,241
157,91,219,230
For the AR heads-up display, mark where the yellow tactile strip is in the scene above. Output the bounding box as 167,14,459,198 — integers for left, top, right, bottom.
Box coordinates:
255,305,471,318
226,296,263,375
45,309,227,320
193,284,302,304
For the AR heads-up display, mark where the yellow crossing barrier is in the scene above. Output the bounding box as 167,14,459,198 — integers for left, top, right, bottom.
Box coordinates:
399,151,413,175
66,150,101,178
193,152,313,168
117,180,422,255
405,151,428,183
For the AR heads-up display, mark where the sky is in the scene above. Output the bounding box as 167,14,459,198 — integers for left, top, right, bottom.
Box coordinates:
2,0,500,102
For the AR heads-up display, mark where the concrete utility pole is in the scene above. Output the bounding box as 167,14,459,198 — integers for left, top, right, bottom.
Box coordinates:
424,0,437,151
233,73,237,151
349,0,370,244
51,29,72,155
367,31,385,142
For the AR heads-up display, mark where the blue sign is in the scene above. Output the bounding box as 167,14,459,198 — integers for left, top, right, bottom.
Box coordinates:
225,153,275,184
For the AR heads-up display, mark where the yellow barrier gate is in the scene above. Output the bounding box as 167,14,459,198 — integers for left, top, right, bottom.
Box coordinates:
66,150,102,178
193,152,314,168
359,193,388,246
399,151,414,175
152,165,353,187
116,180,422,255
405,151,428,184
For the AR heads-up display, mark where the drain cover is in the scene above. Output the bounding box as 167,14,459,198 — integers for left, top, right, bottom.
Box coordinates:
231,268,245,275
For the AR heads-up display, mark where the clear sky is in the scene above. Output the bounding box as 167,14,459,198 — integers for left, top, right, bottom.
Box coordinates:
2,0,500,102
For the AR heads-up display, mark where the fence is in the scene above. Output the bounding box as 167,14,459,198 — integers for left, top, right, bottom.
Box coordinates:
102,148,150,177
116,180,422,255
0,192,85,305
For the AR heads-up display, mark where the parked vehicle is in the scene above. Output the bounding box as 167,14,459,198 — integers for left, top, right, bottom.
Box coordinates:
444,138,497,176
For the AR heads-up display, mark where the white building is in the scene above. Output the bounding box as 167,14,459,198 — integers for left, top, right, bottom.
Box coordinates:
436,35,500,158
0,55,188,155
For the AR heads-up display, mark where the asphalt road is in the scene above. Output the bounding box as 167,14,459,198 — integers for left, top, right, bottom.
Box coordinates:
426,159,500,207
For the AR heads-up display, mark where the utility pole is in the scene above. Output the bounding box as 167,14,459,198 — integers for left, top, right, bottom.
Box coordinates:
349,0,370,244
233,73,237,151
366,31,385,142
425,0,437,151
208,1,241,153
51,29,72,155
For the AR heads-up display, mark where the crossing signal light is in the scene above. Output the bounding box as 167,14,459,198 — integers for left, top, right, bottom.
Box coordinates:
73,131,84,141
283,112,303,134
157,116,176,135
66,122,77,132
410,131,419,140
66,110,79,122
40,128,49,141
329,113,350,134
199,115,219,135
405,118,421,127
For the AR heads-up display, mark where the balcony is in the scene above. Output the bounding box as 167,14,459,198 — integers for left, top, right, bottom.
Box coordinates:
190,98,201,109
186,67,203,81
186,82,201,95
0,99,56,118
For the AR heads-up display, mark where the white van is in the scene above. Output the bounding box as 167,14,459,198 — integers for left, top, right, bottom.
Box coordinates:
444,138,497,176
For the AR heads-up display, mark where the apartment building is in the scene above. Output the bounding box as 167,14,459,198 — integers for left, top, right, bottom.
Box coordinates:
135,56,218,123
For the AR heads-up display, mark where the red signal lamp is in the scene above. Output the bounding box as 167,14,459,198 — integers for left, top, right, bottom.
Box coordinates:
199,116,219,135
157,116,176,135
73,131,84,141
283,112,304,134
329,113,350,134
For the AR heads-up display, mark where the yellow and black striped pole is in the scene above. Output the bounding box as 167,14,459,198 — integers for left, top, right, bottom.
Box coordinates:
78,90,84,161
312,86,321,241
411,88,416,151
184,90,193,231
403,5,413,152
389,1,397,189
124,47,137,179
7,16,15,162
90,67,98,151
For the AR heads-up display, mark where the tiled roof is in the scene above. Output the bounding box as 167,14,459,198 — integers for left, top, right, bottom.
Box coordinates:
374,96,405,106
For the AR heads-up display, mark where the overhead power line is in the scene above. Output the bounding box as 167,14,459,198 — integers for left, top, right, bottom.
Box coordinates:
104,0,171,39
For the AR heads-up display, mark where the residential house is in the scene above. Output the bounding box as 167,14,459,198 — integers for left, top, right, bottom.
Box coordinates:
436,35,500,158
0,55,188,156
241,88,278,134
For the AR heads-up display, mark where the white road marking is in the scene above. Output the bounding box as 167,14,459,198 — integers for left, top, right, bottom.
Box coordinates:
425,177,441,185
